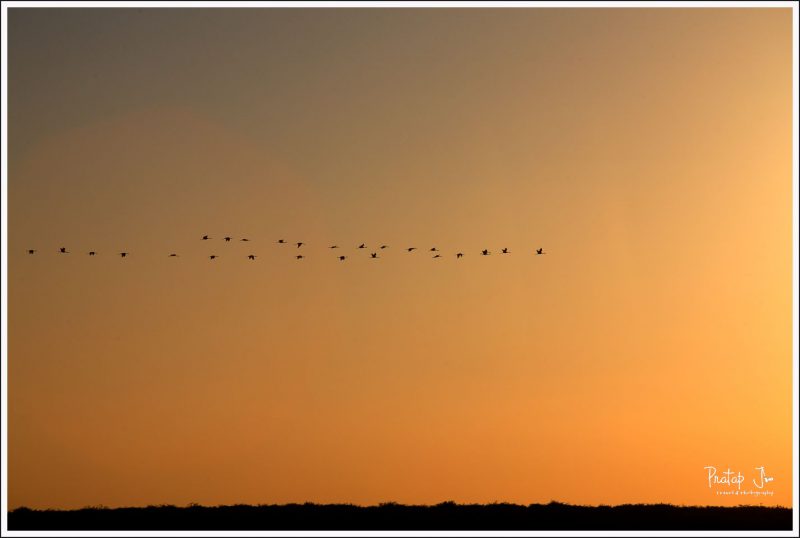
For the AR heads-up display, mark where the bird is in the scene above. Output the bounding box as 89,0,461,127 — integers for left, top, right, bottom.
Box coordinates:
370,252,378,259
224,236,232,242
119,252,128,258
27,249,36,254
430,247,439,252
247,255,256,260
209,255,218,260
481,249,490,256
169,253,178,257
338,255,347,261
380,245,388,249
536,248,545,255
88,251,96,256
501,248,509,254
329,245,339,249
296,242,304,248
296,255,304,260
240,238,250,242
277,239,286,244
433,254,441,259
59,247,69,253
406,247,416,252
358,243,366,249
456,253,463,258
202,235,211,240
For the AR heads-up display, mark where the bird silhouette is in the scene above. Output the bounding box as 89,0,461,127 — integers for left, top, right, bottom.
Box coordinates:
36,239,541,264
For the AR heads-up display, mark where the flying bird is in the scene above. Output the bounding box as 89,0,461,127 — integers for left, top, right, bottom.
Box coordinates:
224,236,232,242
59,247,69,253
247,255,256,260
296,242,304,248
456,253,463,258
501,248,509,254
358,243,366,249
119,252,128,258
370,252,378,259
209,255,218,260
339,255,347,261
536,248,545,255
481,249,490,256
202,235,211,240
406,247,416,252
28,249,36,254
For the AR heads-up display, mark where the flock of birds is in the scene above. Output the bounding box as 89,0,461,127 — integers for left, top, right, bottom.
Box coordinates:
26,235,547,261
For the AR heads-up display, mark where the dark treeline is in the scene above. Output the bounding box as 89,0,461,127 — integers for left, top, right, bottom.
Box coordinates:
9,501,792,530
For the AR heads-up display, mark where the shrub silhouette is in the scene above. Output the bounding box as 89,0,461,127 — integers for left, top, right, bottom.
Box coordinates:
8,502,791,531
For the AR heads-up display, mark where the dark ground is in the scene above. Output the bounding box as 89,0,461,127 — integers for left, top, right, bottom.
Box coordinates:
8,502,793,530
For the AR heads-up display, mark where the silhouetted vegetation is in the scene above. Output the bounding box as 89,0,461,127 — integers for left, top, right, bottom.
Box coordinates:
8,501,792,530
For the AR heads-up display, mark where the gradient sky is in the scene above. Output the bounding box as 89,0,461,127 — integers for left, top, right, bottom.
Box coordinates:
6,7,794,509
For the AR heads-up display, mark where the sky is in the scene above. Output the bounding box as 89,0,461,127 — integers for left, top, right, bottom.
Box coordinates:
6,7,795,509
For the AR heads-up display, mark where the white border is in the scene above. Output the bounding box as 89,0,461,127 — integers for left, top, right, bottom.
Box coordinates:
0,1,798,7
791,0,799,532
1,1,797,537
2,0,9,534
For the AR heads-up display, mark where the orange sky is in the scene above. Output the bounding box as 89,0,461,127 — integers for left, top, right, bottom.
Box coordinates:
6,7,795,509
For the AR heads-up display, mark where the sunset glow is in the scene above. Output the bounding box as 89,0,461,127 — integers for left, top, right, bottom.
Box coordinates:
6,7,794,510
